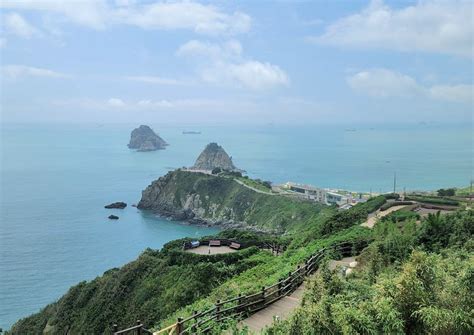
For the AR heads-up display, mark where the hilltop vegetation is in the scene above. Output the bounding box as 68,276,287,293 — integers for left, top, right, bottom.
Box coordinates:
7,170,472,335
138,170,327,232
266,210,474,335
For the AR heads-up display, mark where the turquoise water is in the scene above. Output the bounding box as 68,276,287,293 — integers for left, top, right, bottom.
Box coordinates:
0,122,472,329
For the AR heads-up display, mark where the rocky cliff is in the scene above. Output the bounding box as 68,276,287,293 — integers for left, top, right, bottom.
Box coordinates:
128,125,168,151
191,143,239,171
137,170,323,232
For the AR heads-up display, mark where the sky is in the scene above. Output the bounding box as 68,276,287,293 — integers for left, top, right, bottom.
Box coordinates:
0,0,473,124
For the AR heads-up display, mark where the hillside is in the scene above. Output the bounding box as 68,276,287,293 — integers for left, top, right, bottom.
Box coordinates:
138,170,326,233
7,169,471,335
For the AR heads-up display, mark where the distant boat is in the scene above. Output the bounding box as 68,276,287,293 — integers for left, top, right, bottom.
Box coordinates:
182,131,201,134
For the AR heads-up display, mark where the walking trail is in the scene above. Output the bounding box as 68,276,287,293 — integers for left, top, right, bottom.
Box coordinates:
238,205,408,333
360,205,407,228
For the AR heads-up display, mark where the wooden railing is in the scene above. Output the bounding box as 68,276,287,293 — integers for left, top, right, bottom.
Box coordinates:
113,240,367,335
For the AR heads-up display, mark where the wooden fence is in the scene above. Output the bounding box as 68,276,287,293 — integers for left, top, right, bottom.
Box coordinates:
113,240,367,335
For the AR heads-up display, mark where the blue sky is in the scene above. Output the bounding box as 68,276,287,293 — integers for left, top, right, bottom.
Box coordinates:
0,0,472,124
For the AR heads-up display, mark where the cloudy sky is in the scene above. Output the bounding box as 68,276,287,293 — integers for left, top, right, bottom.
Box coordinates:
0,0,472,124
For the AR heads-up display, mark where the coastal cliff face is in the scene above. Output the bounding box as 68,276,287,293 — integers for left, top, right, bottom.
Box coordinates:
128,125,168,151
192,143,239,171
138,170,323,232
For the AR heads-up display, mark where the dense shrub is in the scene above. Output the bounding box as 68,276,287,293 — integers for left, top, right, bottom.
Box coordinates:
437,188,456,196
380,201,414,211
406,195,459,206
319,196,386,235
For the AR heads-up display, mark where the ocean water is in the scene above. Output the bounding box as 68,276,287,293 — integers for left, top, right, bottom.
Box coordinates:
0,122,472,330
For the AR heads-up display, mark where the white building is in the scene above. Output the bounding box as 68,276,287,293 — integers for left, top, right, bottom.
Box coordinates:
283,182,351,206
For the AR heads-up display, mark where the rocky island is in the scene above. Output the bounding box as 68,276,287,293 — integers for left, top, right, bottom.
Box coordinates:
104,202,127,209
191,142,241,171
128,125,168,151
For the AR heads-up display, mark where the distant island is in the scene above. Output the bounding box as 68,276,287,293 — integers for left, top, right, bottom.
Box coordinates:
128,125,168,152
182,131,201,135
191,142,241,172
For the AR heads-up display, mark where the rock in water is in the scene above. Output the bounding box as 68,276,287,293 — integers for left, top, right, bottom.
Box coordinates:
128,125,168,151
104,202,127,209
192,143,240,171
108,215,119,220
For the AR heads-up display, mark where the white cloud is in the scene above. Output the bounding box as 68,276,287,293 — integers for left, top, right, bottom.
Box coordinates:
0,0,108,30
347,68,422,97
312,0,473,57
107,98,125,107
177,40,289,90
0,1,251,35
2,65,68,79
177,39,242,60
125,75,187,86
3,13,39,38
347,68,472,103
202,61,289,90
429,85,473,103
116,2,251,35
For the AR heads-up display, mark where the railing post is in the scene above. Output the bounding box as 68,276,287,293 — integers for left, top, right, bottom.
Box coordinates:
278,280,282,297
191,310,198,334
113,324,118,334
136,320,141,335
237,293,243,313
216,300,221,321
177,317,183,334
261,286,266,306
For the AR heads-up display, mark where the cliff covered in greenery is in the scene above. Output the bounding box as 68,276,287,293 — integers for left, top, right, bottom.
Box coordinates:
8,168,471,335
138,170,326,232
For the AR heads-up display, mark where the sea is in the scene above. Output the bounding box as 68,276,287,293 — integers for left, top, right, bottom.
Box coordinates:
0,122,472,330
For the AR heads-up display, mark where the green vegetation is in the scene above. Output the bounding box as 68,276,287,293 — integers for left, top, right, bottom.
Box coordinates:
381,208,420,223
265,210,474,335
235,176,272,192
8,170,472,335
380,200,413,211
406,195,459,206
8,242,261,335
141,170,328,232
456,185,473,196
437,188,456,196
319,196,386,235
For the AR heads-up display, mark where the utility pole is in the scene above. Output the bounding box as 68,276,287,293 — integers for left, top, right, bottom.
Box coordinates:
470,179,473,206
393,172,397,194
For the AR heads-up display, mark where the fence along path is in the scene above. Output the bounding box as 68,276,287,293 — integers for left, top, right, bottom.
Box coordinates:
113,241,367,335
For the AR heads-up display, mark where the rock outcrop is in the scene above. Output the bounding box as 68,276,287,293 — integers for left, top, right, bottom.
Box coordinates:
108,215,119,220
137,170,318,232
128,125,168,151
104,202,127,209
191,143,239,171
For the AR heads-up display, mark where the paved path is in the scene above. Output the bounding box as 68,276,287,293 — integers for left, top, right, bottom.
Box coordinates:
240,283,305,333
233,179,275,195
361,205,407,228
238,256,357,333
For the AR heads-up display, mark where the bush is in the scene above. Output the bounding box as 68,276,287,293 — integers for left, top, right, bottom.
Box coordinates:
406,195,459,206
437,188,456,196
380,201,414,211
